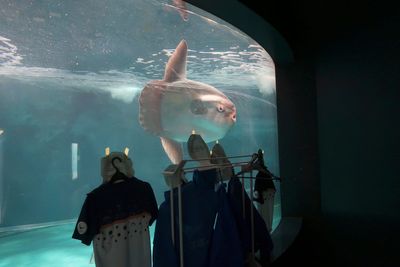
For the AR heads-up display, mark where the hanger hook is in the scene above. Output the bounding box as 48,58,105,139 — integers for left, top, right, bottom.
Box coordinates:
111,157,122,172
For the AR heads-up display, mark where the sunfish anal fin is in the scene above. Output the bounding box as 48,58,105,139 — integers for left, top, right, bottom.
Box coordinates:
163,40,187,82
160,137,183,164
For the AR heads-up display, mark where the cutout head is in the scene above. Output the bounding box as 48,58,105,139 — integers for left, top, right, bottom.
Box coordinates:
211,142,234,181
163,160,188,188
187,134,210,165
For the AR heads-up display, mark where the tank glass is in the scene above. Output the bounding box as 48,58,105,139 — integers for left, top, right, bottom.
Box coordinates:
0,0,280,266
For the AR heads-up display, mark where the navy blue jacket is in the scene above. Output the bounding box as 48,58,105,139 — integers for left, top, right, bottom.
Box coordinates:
228,178,273,264
153,169,219,267
153,170,272,267
208,183,244,267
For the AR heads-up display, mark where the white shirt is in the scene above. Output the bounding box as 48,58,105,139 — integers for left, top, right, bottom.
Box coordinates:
92,212,152,267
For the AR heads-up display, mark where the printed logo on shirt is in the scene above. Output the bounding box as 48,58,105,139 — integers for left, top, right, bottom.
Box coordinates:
77,221,88,234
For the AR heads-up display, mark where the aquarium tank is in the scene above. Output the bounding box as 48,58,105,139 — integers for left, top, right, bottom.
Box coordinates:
0,0,281,266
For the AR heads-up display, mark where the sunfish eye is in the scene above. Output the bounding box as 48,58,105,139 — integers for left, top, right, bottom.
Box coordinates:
217,104,225,113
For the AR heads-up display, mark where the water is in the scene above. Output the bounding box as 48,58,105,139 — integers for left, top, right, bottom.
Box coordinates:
0,0,280,266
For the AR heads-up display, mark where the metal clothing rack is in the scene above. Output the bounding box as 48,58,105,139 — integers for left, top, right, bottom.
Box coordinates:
164,150,281,267
169,152,281,181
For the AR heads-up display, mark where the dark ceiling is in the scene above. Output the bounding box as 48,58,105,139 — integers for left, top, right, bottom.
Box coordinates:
239,0,398,57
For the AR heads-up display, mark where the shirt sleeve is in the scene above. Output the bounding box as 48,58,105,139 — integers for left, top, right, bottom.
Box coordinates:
145,182,159,226
72,194,97,245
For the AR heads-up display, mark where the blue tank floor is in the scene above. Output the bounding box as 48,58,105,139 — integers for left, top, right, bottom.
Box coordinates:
0,205,280,267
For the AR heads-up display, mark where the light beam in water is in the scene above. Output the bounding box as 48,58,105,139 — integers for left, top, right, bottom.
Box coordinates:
71,143,79,180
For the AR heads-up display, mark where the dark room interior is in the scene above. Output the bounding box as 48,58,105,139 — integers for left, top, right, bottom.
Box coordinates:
186,0,400,266
0,0,398,266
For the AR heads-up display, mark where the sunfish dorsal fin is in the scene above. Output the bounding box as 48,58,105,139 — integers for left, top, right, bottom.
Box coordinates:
160,137,183,164
163,40,187,82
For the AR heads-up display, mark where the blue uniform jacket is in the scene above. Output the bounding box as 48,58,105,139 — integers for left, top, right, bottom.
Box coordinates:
208,183,244,267
153,169,219,267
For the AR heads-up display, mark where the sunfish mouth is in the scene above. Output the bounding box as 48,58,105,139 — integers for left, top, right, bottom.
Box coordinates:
232,112,237,122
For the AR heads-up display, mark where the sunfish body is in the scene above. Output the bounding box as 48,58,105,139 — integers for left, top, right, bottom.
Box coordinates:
139,40,236,164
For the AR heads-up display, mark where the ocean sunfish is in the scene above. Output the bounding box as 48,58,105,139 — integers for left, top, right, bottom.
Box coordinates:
139,40,236,164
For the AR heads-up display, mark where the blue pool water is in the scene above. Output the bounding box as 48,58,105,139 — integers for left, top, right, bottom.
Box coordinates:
0,0,280,266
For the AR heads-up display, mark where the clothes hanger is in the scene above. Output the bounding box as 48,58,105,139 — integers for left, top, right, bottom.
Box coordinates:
252,149,281,181
232,151,280,181
101,148,134,183
108,157,129,184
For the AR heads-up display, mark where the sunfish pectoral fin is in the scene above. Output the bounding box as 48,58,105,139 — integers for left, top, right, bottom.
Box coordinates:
139,83,164,134
160,137,183,164
163,40,187,82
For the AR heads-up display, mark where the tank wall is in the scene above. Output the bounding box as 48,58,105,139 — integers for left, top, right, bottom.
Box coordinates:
0,0,281,228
